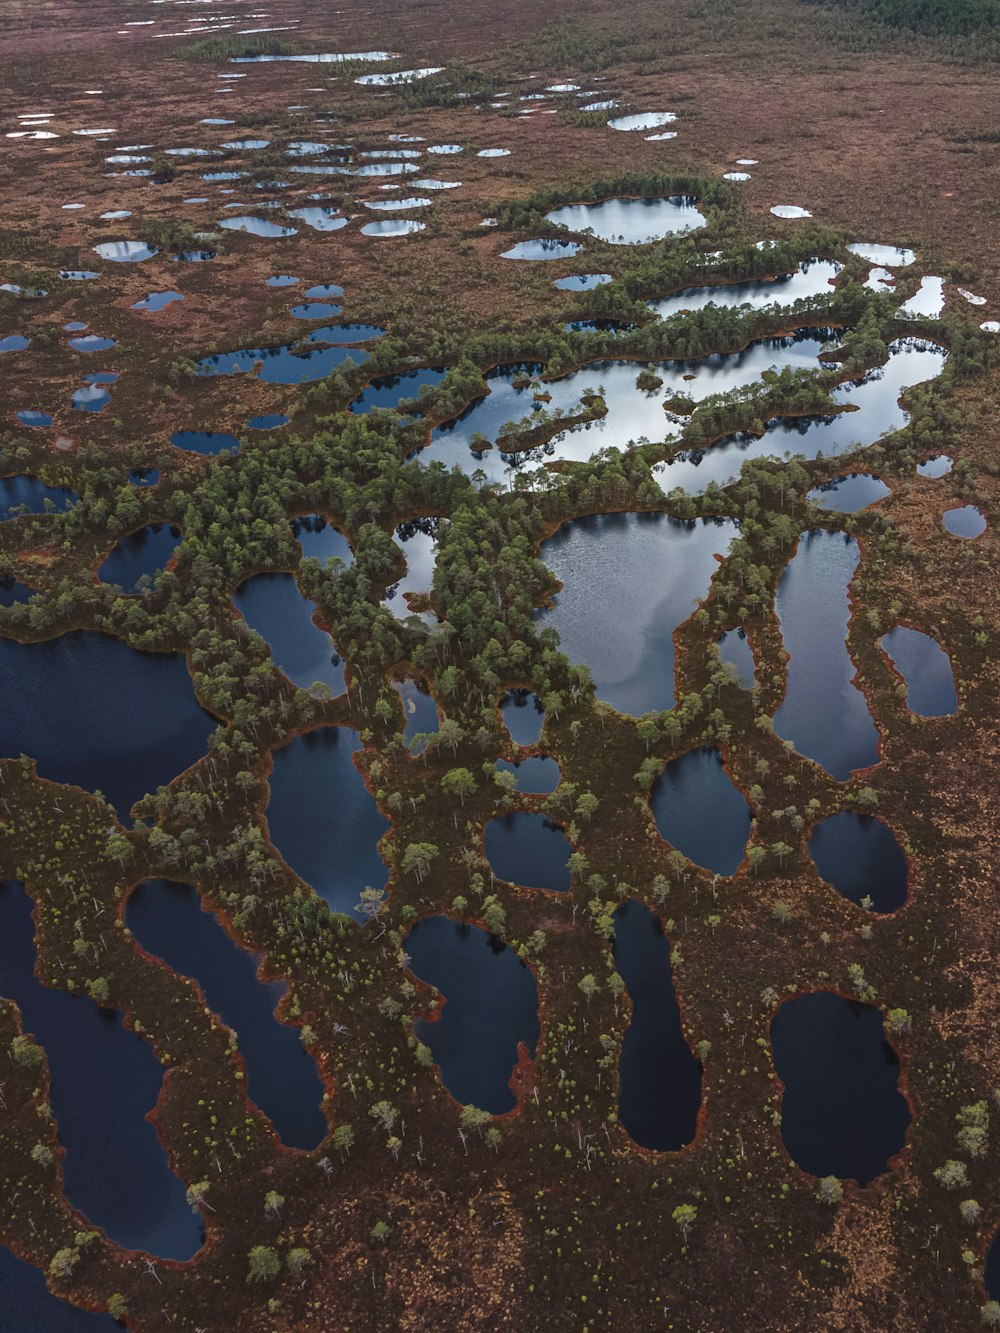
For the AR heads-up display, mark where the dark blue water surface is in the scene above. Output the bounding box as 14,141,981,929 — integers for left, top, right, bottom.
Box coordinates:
484,813,571,891
125,880,326,1150
0,575,33,606
351,367,447,414
553,272,613,291
266,728,390,917
500,689,544,746
538,513,739,715
614,900,702,1150
650,746,750,876
773,531,879,780
406,915,539,1113
15,411,52,429
717,628,755,688
771,992,910,1185
171,430,241,455
807,813,908,913
495,756,561,793
880,626,956,717
293,514,354,565
0,1243,117,1330
98,524,182,592
0,632,214,821
235,573,344,696
247,413,288,430
128,468,160,487
0,475,77,520
0,880,201,1257
986,1231,1000,1302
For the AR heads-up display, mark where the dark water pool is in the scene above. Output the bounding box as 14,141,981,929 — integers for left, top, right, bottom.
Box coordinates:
266,728,390,917
195,339,369,386
235,573,344,696
406,915,539,1113
98,523,182,592
717,628,755,688
351,366,447,414
941,505,986,539
495,755,561,793
537,512,739,715
0,631,214,821
613,900,702,1150
500,689,544,746
293,514,354,566
773,531,879,780
0,575,33,606
649,746,750,876
0,475,77,520
807,473,890,514
0,880,201,1257
126,880,325,1150
394,676,438,752
171,430,241,455
0,1243,117,1329
484,813,571,891
771,992,910,1185
808,813,908,913
880,626,956,717
546,195,705,245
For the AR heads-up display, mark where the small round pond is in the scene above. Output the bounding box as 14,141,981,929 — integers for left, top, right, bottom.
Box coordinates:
808,812,908,913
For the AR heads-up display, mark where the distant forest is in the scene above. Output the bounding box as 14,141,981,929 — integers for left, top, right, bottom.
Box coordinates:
809,0,1000,35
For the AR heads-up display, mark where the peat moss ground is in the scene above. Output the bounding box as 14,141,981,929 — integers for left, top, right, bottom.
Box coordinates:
1,2,1000,1330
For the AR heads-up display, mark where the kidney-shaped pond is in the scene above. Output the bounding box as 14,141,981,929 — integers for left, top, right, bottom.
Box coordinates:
125,879,326,1150
650,746,750,876
266,728,389,917
235,572,345,697
406,915,539,1113
771,992,910,1185
880,625,956,717
0,880,201,1257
